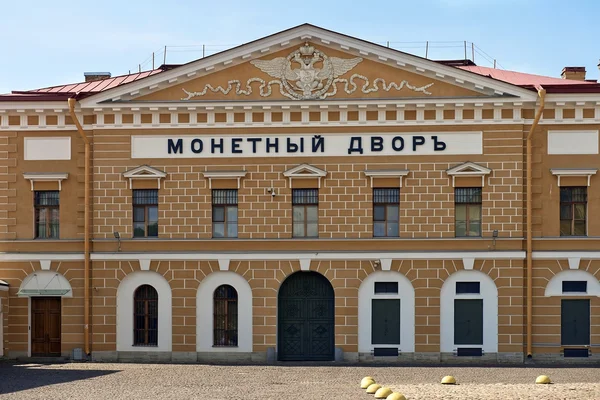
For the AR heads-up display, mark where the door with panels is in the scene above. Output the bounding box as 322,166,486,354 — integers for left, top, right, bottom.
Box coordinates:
31,297,61,357
278,272,334,361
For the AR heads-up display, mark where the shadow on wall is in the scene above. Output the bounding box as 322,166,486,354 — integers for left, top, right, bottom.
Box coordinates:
0,363,120,395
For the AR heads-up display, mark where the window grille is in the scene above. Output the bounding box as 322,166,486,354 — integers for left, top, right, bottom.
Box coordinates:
212,190,238,238
373,188,400,237
34,191,59,239
134,284,158,346
213,285,238,347
133,190,159,237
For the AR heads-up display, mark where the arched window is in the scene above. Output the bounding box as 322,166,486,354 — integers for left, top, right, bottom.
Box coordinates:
134,284,158,346
213,285,238,347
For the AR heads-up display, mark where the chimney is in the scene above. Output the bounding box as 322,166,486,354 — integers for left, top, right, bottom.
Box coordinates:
84,72,111,82
561,67,586,81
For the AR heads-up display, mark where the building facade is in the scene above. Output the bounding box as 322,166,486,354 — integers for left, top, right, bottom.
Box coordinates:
0,24,599,363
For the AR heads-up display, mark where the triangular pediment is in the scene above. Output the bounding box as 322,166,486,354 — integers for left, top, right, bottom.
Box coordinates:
80,24,537,108
446,162,491,176
123,165,167,179
284,164,327,178
133,43,486,102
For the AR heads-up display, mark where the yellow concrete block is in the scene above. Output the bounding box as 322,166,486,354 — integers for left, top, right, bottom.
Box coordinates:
361,377,375,388
374,387,393,399
535,375,551,384
386,393,407,400
441,375,456,385
366,383,381,394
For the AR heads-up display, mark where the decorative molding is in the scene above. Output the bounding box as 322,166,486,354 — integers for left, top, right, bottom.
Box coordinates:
139,259,151,271
446,161,491,187
76,25,537,107
122,165,167,189
217,259,230,271
181,43,434,101
379,258,392,271
39,260,51,271
202,170,247,189
0,251,526,263
364,169,410,187
18,112,600,130
23,172,68,191
545,269,600,297
462,257,475,270
86,251,525,261
283,164,327,188
533,251,600,259
548,130,599,155
299,258,311,271
568,257,580,270
0,253,85,262
550,168,598,186
24,137,71,161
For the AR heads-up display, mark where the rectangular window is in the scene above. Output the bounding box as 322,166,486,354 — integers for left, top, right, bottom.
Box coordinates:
455,187,482,237
292,189,319,238
34,191,59,239
133,189,158,238
562,281,587,293
374,282,399,294
212,189,238,238
456,282,481,294
373,188,400,237
560,187,587,236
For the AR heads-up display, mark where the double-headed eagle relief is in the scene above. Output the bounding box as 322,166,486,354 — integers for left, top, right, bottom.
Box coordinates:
181,43,434,100
250,43,362,100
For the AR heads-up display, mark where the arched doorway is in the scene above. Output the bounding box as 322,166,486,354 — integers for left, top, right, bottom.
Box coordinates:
440,270,498,355
18,271,73,357
278,271,334,361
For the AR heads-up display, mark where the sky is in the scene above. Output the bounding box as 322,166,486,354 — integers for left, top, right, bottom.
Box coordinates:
1,0,600,94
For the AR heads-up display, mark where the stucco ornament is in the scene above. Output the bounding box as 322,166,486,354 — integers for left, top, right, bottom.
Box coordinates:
181,43,434,100
251,43,362,99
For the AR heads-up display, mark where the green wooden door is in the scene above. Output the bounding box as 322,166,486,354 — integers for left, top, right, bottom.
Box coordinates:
371,299,400,345
454,299,483,345
561,299,590,345
278,272,334,361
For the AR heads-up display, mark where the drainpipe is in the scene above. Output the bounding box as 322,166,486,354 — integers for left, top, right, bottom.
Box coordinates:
68,98,91,356
526,87,546,358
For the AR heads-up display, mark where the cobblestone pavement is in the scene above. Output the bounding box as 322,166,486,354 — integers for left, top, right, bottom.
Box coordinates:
1,362,599,400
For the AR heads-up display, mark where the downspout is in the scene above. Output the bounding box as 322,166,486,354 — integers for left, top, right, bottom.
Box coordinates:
526,87,546,358
68,97,91,356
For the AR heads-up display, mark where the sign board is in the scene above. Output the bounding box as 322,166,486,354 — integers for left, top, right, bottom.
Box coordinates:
131,132,483,159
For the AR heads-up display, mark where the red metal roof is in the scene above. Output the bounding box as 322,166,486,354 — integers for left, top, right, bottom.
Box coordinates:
0,69,163,101
458,65,597,87
1,34,600,102
29,69,163,94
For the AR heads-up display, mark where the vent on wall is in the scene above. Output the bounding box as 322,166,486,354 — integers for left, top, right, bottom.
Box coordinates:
456,347,483,357
373,348,399,357
563,348,589,358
